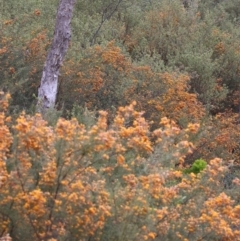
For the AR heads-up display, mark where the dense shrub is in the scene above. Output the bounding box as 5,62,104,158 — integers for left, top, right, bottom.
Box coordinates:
1,0,240,114
1,1,240,239
0,93,240,240
59,42,205,129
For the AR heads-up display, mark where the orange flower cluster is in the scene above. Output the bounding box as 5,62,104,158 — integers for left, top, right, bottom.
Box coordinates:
193,111,240,162
26,31,47,59
0,93,239,240
59,42,205,130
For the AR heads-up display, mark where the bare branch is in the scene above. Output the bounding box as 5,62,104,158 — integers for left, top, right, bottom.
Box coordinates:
90,0,123,46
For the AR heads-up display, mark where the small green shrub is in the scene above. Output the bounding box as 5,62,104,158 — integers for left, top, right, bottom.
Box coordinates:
184,158,207,174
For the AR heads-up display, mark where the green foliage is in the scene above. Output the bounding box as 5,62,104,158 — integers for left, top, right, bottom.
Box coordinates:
1,0,240,115
184,159,207,174
69,104,97,128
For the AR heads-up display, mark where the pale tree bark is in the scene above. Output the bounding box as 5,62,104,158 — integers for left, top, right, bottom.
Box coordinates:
37,0,76,112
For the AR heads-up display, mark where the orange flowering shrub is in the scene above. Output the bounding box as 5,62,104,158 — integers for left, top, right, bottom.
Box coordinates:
59,41,204,129
59,41,133,110
2,112,111,240
128,72,205,128
0,93,240,240
0,29,49,109
187,111,240,164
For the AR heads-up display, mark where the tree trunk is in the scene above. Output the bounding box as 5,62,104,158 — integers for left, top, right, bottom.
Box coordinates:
37,0,75,112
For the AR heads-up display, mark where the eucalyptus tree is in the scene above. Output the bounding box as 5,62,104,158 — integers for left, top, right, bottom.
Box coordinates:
37,0,76,112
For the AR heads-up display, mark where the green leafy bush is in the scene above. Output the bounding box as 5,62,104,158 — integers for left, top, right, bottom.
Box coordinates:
184,158,207,174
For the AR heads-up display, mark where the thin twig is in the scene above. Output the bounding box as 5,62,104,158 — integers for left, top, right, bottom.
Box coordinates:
90,0,123,46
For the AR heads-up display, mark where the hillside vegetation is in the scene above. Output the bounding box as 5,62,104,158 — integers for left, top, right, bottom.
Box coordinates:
0,0,240,240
